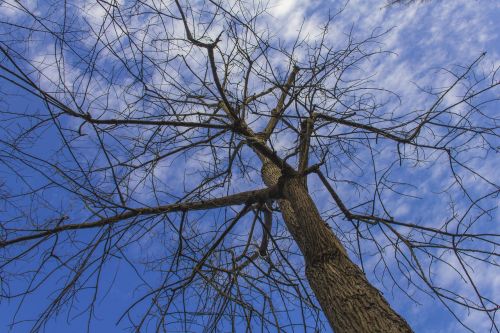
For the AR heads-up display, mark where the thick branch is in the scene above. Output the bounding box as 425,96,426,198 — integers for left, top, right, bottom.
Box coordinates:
258,200,273,256
298,117,314,175
261,66,300,140
72,115,230,130
0,186,281,248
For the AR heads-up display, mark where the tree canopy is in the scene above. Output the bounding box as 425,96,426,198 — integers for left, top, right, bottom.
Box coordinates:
0,0,499,332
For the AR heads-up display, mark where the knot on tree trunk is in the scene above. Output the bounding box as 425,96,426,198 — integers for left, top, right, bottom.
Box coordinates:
261,160,282,187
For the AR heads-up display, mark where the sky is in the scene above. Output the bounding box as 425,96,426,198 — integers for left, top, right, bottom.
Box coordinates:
0,0,499,332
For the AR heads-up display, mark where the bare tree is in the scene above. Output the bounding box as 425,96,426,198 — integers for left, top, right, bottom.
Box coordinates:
0,0,498,332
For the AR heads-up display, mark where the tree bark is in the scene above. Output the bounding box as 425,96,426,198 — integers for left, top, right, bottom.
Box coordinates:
261,161,414,333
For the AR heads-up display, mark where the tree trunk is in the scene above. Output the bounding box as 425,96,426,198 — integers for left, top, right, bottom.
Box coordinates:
261,161,413,333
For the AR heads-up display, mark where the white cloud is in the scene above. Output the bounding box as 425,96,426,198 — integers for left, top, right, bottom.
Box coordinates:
268,0,299,17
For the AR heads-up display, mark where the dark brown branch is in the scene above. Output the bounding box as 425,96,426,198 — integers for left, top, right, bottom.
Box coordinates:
261,66,300,140
0,186,281,248
316,170,498,239
298,117,314,176
315,112,411,143
258,200,273,256
75,115,230,129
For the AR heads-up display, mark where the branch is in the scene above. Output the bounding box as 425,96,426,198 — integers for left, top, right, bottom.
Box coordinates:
174,0,218,48
261,66,300,140
298,117,314,175
258,200,273,256
0,186,281,248
173,0,239,122
76,115,230,130
316,170,499,239
0,58,228,130
315,112,411,143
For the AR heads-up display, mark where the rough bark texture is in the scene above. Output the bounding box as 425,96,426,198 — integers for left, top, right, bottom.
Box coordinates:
261,161,414,333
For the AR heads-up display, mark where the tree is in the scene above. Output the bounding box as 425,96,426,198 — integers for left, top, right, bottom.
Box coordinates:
0,0,498,332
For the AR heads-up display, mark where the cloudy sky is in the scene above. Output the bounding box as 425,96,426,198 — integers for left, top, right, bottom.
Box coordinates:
0,0,499,332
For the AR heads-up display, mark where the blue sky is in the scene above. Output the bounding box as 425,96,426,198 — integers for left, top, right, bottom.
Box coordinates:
0,0,499,332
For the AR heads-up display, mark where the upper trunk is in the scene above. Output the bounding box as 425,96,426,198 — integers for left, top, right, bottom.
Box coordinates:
261,161,413,333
